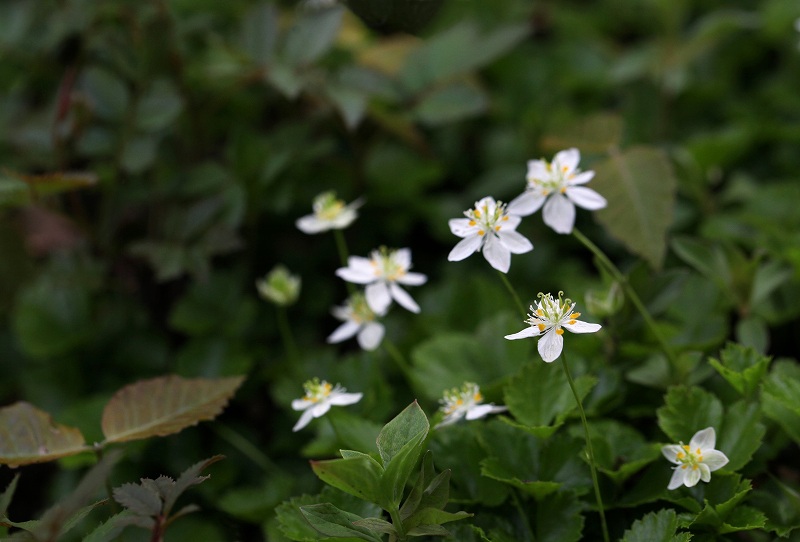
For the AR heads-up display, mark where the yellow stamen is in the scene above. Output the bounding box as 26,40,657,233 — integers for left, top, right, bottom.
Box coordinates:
560,187,567,194
495,225,501,231
478,230,485,236
676,452,685,460
682,445,691,451
474,393,482,401
536,309,544,316
571,312,581,319
502,216,508,221
537,323,546,331
556,328,564,335
468,220,476,226
474,210,481,218
681,465,688,470
568,319,577,325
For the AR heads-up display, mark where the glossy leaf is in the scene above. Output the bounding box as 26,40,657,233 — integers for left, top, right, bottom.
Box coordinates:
101,375,244,443
311,453,384,505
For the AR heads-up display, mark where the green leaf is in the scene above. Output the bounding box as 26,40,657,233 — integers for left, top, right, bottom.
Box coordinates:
719,505,767,534
400,451,437,519
536,492,584,542
404,507,471,530
325,85,367,129
503,361,596,438
750,260,792,306
351,517,396,535
582,420,661,484
239,2,279,65
311,454,384,505
761,360,800,444
377,402,430,507
282,6,344,66
413,82,488,126
164,455,224,516
708,342,771,397
734,316,769,354
542,112,624,154
670,236,732,292
101,375,244,443
328,410,382,456
82,511,136,542
656,386,724,443
112,483,162,517
0,474,19,517
407,524,451,537
80,66,130,120
621,509,685,542
134,79,183,133
299,503,382,542
0,402,88,466
275,487,381,542
716,400,765,472
592,146,677,269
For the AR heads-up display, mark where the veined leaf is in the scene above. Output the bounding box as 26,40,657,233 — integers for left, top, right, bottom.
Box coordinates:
0,402,88,466
592,146,676,269
101,375,244,443
299,503,382,542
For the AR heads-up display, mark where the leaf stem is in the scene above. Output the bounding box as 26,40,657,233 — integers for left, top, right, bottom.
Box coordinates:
388,505,406,541
497,271,527,319
572,227,678,368
559,350,609,542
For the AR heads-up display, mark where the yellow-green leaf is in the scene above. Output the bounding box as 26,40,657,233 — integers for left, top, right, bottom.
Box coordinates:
101,375,245,444
592,146,676,269
0,402,88,466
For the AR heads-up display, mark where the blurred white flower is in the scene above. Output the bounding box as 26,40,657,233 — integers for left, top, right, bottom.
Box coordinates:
504,292,601,362
296,191,363,234
508,148,606,234
448,196,533,273
255,265,301,306
292,378,362,432
662,427,729,489
327,292,386,351
336,247,427,313
435,382,506,429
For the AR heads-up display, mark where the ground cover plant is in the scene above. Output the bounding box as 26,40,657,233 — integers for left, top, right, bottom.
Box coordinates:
1,0,800,540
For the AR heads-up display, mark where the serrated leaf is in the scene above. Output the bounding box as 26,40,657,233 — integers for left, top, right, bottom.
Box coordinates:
311,455,384,505
536,492,584,542
761,360,800,444
656,386,723,443
164,455,224,516
716,401,765,471
299,503,382,542
719,505,766,533
621,509,684,542
709,343,771,397
112,483,163,517
592,146,676,269
101,375,244,443
0,402,88,466
82,510,136,542
276,487,382,542
584,420,661,484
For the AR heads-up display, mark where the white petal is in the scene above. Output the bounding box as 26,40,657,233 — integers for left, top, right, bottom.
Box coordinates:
702,450,729,471
667,468,686,490
568,170,595,185
483,236,511,273
449,218,476,237
661,445,683,464
690,427,716,450
465,404,507,420
564,320,602,334
498,230,533,254
566,186,607,210
394,248,412,269
448,235,482,262
291,399,313,411
336,266,375,284
397,272,427,286
366,282,392,314
327,321,360,344
507,192,546,217
292,408,317,431
526,159,549,180
389,283,420,313
683,467,702,487
296,215,328,234
310,401,332,418
537,328,564,362
330,209,358,228
329,392,363,407
542,194,576,234
554,148,580,173
504,214,522,230
434,411,463,429
358,322,384,351
504,327,541,340
699,463,712,483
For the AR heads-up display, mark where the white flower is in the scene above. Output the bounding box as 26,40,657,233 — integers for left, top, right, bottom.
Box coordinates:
504,292,601,362
507,148,606,234
296,191,363,234
327,292,386,351
255,265,301,306
335,247,427,314
448,196,533,273
661,427,729,489
291,378,363,432
435,382,507,429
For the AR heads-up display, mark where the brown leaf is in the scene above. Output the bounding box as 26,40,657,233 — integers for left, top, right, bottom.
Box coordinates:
0,402,88,467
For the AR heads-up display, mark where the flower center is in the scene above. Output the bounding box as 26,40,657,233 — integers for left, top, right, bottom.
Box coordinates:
303,378,333,402
676,444,704,471
348,293,377,324
529,160,575,195
370,247,406,281
525,292,579,332
440,383,482,415
313,191,346,221
464,199,510,237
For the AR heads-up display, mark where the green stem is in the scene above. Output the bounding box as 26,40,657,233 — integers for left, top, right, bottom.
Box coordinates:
388,505,407,541
276,306,299,362
572,227,678,367
383,338,413,383
333,229,356,295
560,351,609,542
212,424,279,473
497,270,527,319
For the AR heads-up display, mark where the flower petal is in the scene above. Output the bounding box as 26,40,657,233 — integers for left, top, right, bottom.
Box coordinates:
366,282,392,314
567,170,595,185
538,328,564,362
507,191,546,217
690,427,716,450
566,186,607,210
358,322,384,351
434,411,463,429
296,215,328,234
390,283,420,313
504,327,541,340
564,320,602,334
449,218,476,237
448,235,482,262
554,148,580,173
667,468,686,490
292,407,317,431
310,401,332,418
498,230,533,254
483,236,511,273
336,266,375,284
683,467,702,487
330,209,358,229
542,194,576,234
291,399,313,411
466,404,499,421
527,159,549,180
699,463,712,483
327,321,360,344
397,272,427,286
661,445,684,465
329,392,363,407
702,450,729,471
